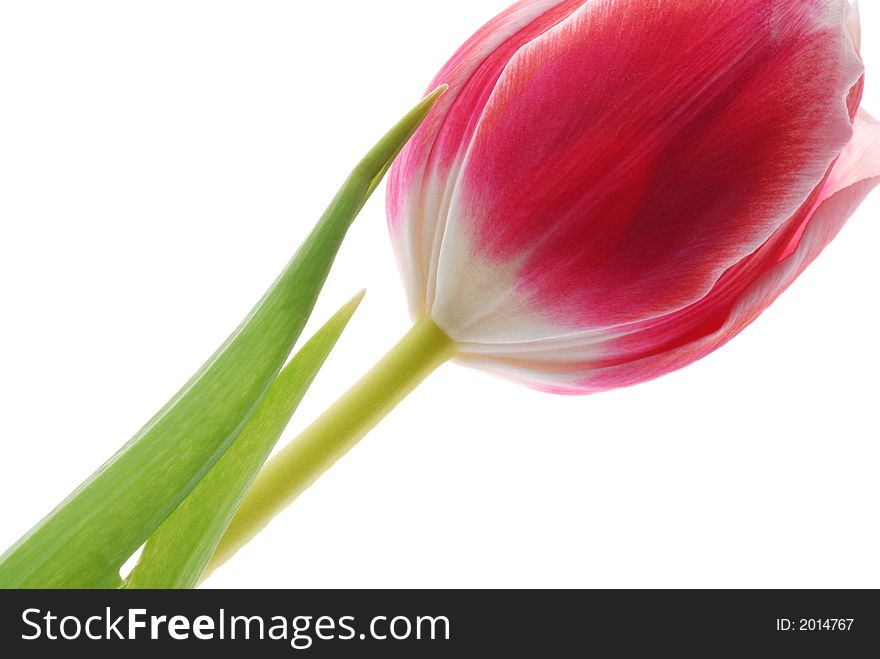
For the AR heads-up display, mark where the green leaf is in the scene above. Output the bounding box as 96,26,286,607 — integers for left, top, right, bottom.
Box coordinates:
0,87,447,588
124,292,364,589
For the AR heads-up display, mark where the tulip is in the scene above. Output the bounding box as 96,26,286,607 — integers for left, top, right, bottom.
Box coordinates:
388,0,879,393
211,0,878,566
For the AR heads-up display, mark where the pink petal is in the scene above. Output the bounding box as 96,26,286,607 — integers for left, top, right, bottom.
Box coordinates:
440,0,862,334
386,0,584,317
847,0,862,55
576,109,880,393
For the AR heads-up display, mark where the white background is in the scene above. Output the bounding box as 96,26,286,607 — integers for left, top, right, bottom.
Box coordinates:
0,1,877,589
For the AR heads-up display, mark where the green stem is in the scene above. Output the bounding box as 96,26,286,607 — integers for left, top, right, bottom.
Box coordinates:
203,316,457,579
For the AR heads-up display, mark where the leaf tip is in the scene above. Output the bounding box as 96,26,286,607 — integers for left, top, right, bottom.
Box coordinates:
337,289,366,323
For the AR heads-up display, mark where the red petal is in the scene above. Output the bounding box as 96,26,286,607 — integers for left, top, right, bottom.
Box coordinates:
582,110,880,393
387,1,583,315
450,0,861,329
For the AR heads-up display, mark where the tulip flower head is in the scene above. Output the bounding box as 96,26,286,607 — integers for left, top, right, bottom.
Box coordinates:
388,0,880,394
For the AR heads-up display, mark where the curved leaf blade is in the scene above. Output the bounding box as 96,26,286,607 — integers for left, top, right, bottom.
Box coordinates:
124,292,364,589
0,88,446,588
